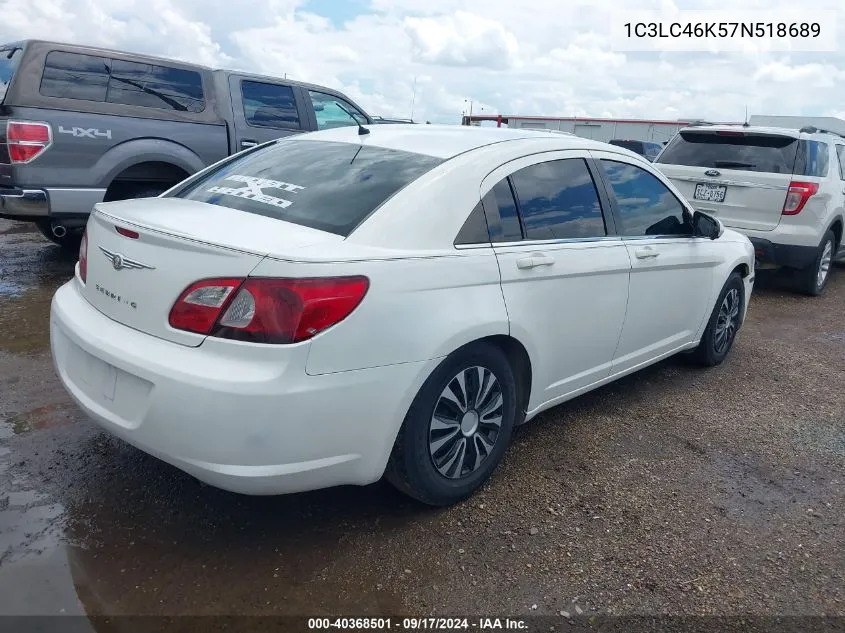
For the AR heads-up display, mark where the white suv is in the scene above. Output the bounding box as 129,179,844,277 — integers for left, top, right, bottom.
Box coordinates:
655,124,844,295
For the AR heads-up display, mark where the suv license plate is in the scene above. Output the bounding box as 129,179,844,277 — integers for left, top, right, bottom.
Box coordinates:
694,183,727,202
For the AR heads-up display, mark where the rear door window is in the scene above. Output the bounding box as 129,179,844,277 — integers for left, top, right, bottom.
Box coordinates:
106,60,204,112
656,131,799,174
176,139,443,237
40,51,110,101
509,158,607,240
308,90,367,130
241,80,301,130
0,47,22,101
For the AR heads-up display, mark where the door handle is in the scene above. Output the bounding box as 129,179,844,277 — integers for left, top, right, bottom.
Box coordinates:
634,247,659,260
516,254,555,269
240,139,259,149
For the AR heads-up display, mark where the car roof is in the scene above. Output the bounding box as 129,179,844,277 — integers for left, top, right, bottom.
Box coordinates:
293,124,624,159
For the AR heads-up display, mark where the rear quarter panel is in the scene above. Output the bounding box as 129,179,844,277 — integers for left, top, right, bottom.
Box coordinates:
246,247,510,376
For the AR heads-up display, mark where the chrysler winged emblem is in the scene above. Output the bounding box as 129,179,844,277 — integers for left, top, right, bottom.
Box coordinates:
99,246,155,271
704,169,721,177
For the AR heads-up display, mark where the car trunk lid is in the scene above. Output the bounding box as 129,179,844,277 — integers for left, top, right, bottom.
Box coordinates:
81,198,343,347
655,129,799,231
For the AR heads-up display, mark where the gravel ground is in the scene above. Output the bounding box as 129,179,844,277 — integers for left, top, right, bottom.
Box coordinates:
0,218,843,628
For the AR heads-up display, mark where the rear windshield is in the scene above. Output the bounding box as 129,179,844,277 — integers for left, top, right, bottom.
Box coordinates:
176,140,444,236
656,131,799,174
609,140,645,154
0,47,22,101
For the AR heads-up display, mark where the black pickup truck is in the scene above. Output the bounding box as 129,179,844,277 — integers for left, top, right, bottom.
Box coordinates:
0,39,373,247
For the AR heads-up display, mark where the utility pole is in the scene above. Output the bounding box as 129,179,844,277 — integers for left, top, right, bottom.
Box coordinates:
410,75,417,120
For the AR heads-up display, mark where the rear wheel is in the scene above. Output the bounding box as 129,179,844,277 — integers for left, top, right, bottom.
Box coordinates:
385,342,517,506
691,272,744,367
796,230,835,296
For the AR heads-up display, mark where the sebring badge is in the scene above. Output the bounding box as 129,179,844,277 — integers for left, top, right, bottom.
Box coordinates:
99,246,155,271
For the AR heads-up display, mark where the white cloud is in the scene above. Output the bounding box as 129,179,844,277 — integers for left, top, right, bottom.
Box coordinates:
404,11,520,69
1,0,845,125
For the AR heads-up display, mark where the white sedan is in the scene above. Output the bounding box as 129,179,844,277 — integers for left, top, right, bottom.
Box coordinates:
50,125,755,506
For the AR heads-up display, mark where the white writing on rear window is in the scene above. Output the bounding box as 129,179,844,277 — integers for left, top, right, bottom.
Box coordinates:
207,175,306,209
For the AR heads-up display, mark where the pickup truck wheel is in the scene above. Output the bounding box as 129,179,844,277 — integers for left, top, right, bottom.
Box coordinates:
35,220,82,251
385,342,517,506
126,186,166,199
797,230,835,297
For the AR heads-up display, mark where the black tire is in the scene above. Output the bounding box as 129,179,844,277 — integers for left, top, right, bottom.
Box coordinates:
796,230,836,297
35,220,82,250
385,342,518,506
127,187,166,199
691,272,745,367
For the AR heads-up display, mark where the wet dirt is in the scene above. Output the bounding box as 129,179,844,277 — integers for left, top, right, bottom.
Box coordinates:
0,218,844,625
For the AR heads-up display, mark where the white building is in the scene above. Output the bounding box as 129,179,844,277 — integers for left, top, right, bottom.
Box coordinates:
461,114,739,143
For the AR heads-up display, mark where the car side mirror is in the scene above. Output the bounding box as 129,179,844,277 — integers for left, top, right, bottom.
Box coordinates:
693,211,723,240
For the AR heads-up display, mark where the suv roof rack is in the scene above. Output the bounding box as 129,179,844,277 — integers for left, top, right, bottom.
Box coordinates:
799,125,845,138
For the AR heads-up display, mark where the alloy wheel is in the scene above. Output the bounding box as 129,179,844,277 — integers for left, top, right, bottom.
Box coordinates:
428,366,504,479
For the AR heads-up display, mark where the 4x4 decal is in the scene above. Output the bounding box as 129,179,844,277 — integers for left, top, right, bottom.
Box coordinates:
58,126,112,140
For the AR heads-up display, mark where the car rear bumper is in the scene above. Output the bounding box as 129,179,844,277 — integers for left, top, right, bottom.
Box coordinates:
50,278,433,495
748,237,818,269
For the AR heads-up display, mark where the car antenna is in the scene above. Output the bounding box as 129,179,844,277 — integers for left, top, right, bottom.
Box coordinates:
335,101,370,135
743,105,750,127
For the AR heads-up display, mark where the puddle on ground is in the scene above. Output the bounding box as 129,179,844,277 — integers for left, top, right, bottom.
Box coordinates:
0,220,77,355
5,404,75,435
0,424,440,620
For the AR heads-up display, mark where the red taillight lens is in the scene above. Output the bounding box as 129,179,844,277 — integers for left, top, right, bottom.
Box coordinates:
78,231,88,284
782,181,819,216
168,279,243,335
7,121,52,164
169,276,370,344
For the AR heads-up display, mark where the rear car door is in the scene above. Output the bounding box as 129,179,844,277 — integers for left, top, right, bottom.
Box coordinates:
483,152,631,405
228,74,308,151
654,129,798,231
591,152,722,373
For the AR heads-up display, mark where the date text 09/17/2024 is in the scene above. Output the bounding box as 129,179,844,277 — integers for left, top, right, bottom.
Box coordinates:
307,618,529,630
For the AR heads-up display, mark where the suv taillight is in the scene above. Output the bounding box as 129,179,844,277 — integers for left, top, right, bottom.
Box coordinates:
78,230,88,284
168,276,370,344
782,181,819,216
7,120,52,164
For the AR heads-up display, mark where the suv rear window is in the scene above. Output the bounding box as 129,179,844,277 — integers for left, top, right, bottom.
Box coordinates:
656,131,799,174
176,140,443,236
0,47,23,101
40,50,205,112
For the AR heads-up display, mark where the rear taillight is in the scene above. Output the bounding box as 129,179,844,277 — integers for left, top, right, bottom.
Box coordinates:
78,230,88,284
168,276,369,344
782,181,819,216
7,120,52,164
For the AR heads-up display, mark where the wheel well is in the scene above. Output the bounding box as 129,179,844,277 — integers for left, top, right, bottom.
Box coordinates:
104,162,192,201
732,263,750,278
477,335,532,422
830,218,843,250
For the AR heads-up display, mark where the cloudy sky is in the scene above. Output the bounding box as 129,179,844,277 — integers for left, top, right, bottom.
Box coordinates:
3,0,845,124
